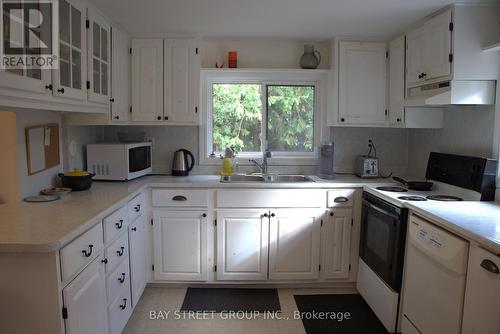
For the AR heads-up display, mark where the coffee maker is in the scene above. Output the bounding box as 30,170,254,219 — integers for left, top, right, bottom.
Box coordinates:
317,142,335,179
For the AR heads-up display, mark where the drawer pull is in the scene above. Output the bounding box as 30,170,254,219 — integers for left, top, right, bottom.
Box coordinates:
334,196,349,203
480,259,499,274
115,220,123,229
172,195,187,201
134,204,141,212
119,298,127,310
82,245,93,258
118,272,126,283
116,246,125,257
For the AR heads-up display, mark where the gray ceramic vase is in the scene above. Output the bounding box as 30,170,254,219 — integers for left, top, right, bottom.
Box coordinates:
300,45,321,69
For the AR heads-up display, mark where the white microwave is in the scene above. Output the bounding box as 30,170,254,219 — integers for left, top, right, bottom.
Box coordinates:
87,142,152,181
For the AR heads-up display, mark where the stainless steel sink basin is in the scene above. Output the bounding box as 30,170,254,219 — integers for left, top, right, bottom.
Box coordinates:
220,174,313,183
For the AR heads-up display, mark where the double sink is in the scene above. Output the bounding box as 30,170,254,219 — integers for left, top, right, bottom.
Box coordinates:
220,174,313,183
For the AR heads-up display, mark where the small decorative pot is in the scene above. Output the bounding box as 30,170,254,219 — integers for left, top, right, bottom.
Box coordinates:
300,45,321,69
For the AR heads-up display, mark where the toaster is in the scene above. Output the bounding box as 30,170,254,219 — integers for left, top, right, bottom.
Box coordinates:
355,155,379,178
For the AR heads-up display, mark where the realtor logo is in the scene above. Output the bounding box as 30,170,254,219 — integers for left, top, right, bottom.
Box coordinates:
0,0,58,69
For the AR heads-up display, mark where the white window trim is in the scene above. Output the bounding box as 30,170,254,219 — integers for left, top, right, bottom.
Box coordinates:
199,69,329,166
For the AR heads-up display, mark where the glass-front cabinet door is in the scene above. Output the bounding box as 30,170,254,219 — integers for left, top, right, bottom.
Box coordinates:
0,2,51,94
87,7,110,104
54,0,86,101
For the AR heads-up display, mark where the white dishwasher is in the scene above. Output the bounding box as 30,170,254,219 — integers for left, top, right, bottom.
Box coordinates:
401,215,468,334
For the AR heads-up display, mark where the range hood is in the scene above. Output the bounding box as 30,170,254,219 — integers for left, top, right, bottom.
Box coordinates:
403,80,496,107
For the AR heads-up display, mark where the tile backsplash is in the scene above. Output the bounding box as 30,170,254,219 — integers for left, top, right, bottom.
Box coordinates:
67,124,411,176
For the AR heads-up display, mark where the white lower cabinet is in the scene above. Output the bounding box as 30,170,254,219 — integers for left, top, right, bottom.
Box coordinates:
108,285,133,334
269,209,322,280
217,210,269,281
128,215,148,307
462,245,500,334
153,210,209,281
63,255,108,334
321,208,353,279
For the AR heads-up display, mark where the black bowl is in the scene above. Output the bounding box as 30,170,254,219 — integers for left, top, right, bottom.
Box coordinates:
58,173,94,191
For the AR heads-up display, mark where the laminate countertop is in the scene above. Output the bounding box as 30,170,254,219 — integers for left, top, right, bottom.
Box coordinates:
0,175,392,253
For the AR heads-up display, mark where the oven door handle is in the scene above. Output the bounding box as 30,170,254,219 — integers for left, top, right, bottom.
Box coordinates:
363,200,400,220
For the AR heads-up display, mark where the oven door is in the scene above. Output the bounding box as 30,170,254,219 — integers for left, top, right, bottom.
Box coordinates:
360,193,407,291
128,145,151,173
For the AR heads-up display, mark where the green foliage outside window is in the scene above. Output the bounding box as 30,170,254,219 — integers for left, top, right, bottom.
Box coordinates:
212,83,315,153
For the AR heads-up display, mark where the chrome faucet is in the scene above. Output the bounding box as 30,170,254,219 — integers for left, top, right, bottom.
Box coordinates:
250,150,272,175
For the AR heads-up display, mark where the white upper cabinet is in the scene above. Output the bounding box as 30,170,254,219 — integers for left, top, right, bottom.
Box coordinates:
131,39,164,122
406,9,452,87
164,39,200,124
110,26,130,122
87,7,111,104
268,209,322,280
406,26,426,87
217,210,269,281
54,0,86,101
338,41,387,125
388,35,405,125
422,10,452,81
153,210,209,281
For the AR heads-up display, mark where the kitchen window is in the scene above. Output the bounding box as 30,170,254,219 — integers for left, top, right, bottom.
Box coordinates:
200,69,327,165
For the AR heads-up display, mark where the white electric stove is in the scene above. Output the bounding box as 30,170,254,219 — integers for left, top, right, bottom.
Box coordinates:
357,152,497,333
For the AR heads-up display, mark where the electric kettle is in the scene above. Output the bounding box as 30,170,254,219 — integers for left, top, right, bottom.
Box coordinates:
172,149,195,176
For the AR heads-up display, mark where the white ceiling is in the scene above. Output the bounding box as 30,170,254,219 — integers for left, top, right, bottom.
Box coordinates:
91,0,491,40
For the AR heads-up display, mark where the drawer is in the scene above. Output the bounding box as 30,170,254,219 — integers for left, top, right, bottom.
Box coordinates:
152,189,208,207
107,256,130,306
103,206,129,243
108,283,132,334
105,232,129,274
327,189,355,207
60,222,104,282
128,192,146,222
217,189,324,208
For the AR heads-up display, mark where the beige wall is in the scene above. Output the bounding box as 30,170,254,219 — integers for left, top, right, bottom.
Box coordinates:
15,109,63,198
0,112,21,203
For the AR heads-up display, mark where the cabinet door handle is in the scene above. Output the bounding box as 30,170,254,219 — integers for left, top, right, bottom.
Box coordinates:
110,98,115,102
45,84,53,91
134,204,141,212
172,195,187,201
119,298,127,310
131,227,137,231
263,213,269,218
330,212,334,216
118,272,126,283
82,245,93,257
157,116,162,120
116,246,125,257
334,196,349,203
101,258,108,264
480,259,499,274
113,115,120,120
202,213,207,218
57,87,65,94
270,213,275,217
115,220,123,229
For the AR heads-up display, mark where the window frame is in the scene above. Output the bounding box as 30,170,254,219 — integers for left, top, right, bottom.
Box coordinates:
199,69,328,166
